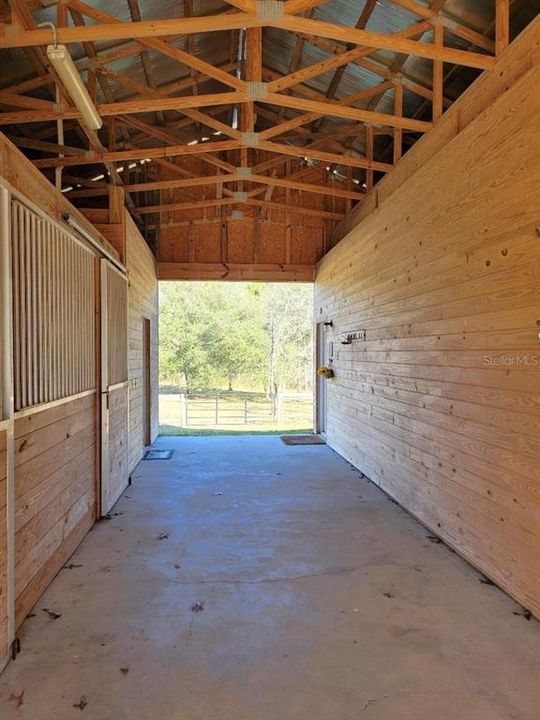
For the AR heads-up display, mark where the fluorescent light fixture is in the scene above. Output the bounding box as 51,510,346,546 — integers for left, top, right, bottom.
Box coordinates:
47,44,103,130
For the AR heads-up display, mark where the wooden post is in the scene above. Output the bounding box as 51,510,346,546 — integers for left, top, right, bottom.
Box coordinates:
366,125,374,192
496,0,509,56
433,22,444,122
393,83,403,164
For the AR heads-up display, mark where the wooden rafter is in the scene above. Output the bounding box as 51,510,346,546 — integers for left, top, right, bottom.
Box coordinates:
0,0,520,262
0,91,432,133
389,0,496,52
66,171,364,201
32,135,392,172
0,12,496,70
134,196,345,220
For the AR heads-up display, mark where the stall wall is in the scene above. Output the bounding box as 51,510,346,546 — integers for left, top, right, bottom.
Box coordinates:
315,24,540,617
126,215,159,473
14,397,96,626
0,428,8,663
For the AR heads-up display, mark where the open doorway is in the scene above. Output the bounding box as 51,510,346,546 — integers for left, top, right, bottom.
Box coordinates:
142,317,152,446
158,282,314,435
315,322,330,438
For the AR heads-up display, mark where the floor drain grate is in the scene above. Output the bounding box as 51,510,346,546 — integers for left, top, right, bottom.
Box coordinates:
142,449,174,460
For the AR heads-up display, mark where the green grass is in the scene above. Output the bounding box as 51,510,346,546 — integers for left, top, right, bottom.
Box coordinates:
159,425,313,437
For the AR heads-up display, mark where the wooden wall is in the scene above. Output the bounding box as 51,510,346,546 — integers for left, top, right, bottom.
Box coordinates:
0,131,162,666
315,22,540,617
157,160,348,282
13,395,96,627
0,427,8,664
126,214,159,473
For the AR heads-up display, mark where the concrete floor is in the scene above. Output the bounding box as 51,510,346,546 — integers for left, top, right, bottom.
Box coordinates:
1,436,540,720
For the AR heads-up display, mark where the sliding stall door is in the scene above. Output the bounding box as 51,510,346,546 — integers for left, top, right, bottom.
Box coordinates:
100,260,129,515
10,197,97,630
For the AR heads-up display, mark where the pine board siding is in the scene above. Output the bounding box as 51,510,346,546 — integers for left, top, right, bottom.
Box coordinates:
126,215,159,473
315,24,540,617
13,395,97,627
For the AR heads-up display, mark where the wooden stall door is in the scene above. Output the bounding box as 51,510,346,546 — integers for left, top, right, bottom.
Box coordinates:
100,260,129,515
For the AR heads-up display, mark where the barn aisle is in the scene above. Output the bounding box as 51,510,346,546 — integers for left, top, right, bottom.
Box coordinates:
1,435,539,720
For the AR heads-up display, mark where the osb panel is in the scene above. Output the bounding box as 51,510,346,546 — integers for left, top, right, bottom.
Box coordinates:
226,219,255,264
257,221,286,264
193,220,222,263
291,225,324,265
161,225,190,262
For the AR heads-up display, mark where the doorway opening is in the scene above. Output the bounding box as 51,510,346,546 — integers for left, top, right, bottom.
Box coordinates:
158,281,314,435
315,322,331,438
142,317,152,447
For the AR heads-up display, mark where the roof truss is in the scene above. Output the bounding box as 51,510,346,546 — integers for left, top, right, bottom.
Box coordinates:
0,0,513,243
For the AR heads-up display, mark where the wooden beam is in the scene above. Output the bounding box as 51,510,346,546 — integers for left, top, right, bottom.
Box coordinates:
366,125,374,192
67,171,364,201
270,16,496,70
393,83,403,164
33,139,242,168
136,196,345,220
259,80,395,139
246,197,344,219
68,0,246,91
315,0,377,132
0,92,244,125
241,26,262,133
263,92,432,132
158,262,315,282
0,89,430,133
496,0,510,55
0,11,496,70
257,140,392,172
97,67,242,140
125,0,165,125
6,135,86,155
0,11,256,47
389,0,496,52
267,20,431,92
433,22,444,121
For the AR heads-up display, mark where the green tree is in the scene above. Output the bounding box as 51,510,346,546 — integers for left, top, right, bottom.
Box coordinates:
159,283,216,391
263,283,314,397
159,281,313,395
201,284,268,391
